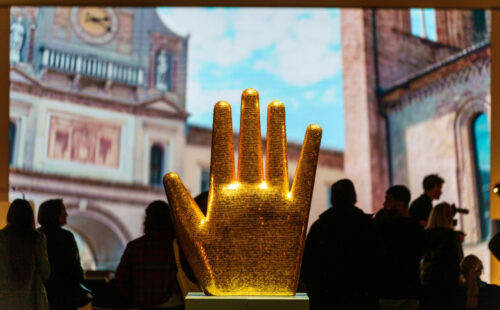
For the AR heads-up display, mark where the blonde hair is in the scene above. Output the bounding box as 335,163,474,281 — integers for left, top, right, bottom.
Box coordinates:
460,255,483,309
426,202,454,229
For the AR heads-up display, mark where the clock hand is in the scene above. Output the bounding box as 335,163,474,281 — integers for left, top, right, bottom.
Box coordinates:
85,13,113,32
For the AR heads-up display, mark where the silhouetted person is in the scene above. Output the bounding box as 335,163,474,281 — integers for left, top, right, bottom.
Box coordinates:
115,201,189,310
420,202,463,310
301,179,381,310
375,185,424,310
410,174,444,228
458,255,500,310
0,199,50,310
38,199,84,310
488,231,500,262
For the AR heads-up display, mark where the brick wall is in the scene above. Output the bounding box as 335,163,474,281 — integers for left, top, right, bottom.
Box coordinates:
436,10,475,49
375,9,458,90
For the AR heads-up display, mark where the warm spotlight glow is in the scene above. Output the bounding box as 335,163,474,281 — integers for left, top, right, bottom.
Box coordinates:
225,182,240,190
259,181,268,190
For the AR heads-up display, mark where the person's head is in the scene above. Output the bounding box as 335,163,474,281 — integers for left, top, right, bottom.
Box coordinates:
460,255,483,309
194,191,209,216
461,255,483,280
330,179,357,207
7,199,35,234
144,200,174,235
38,199,67,228
426,202,454,229
384,185,411,216
423,174,444,200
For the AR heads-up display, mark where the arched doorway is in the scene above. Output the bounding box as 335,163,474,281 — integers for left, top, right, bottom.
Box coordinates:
67,227,97,270
67,209,129,270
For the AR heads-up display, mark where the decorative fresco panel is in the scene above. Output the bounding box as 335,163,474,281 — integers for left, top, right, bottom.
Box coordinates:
48,115,121,168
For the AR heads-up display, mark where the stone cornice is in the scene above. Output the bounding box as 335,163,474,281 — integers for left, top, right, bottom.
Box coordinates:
381,45,490,113
10,168,165,206
10,66,189,121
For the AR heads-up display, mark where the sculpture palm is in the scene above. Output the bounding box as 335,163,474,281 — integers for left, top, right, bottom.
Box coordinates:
163,89,322,296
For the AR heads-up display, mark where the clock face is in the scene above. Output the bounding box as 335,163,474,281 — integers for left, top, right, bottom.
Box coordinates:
71,7,119,45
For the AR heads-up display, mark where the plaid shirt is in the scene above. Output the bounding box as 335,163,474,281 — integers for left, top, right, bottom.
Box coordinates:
115,232,181,309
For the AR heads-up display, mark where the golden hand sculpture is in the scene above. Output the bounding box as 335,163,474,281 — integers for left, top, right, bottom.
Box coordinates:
164,89,322,296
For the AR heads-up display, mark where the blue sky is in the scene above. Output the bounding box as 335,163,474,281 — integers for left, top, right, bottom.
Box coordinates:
410,8,437,41
157,8,344,150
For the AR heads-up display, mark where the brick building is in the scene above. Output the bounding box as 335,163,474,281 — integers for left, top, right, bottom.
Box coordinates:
8,7,344,270
342,9,492,274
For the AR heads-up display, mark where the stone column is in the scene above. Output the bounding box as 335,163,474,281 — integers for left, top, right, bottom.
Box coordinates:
341,9,389,214
1,8,10,227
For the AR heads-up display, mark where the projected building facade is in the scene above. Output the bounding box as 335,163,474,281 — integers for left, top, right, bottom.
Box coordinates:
8,7,343,270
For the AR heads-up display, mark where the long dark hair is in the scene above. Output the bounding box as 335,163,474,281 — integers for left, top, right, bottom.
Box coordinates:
6,199,37,239
3,199,39,287
38,199,63,228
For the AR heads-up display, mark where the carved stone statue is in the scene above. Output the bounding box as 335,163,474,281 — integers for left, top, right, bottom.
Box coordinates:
10,16,25,64
155,50,169,91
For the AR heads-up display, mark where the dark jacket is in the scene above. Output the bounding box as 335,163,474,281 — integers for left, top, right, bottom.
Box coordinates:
300,204,382,310
38,226,84,310
420,228,463,310
115,231,192,310
409,194,433,223
0,229,51,310
458,280,500,310
489,231,500,261
376,216,425,299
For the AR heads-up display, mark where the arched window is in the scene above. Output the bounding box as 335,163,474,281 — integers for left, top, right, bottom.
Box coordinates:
9,121,16,166
471,113,490,240
149,144,164,186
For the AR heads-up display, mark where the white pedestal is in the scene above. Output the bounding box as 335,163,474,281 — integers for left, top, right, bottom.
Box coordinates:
185,292,309,310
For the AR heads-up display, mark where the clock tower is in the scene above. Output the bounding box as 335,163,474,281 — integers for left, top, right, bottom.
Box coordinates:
27,7,188,107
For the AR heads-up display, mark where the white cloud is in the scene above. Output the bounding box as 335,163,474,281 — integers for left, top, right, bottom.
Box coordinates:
304,90,316,100
288,98,300,111
158,8,341,86
321,88,337,103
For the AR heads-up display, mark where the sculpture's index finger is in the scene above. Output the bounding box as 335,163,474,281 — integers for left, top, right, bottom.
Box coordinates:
210,101,235,186
237,89,264,183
